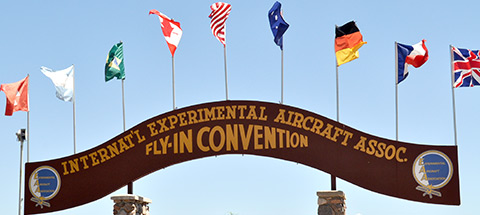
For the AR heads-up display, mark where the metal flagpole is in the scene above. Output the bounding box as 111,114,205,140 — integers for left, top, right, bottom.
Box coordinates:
281,49,284,104
27,74,30,162
331,56,339,191
72,65,76,154
336,65,340,123
118,41,132,194
395,42,399,141
122,79,133,194
122,79,126,132
17,129,25,215
27,111,29,162
18,137,24,215
172,56,176,109
224,46,229,100
449,45,458,146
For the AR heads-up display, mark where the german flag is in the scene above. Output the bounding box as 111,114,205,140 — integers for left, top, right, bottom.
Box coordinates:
335,21,367,66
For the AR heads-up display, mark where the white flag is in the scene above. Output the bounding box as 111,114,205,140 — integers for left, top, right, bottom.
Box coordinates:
41,65,74,102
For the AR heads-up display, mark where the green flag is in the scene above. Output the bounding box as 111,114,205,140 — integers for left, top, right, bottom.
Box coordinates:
105,42,125,82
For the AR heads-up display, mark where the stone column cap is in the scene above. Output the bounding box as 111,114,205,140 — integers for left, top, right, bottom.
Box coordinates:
316,190,345,199
111,194,152,204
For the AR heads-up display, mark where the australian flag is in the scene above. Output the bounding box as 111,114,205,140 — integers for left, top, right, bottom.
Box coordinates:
268,1,289,50
452,46,480,88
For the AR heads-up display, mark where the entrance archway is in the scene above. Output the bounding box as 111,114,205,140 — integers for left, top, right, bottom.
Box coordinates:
24,100,460,214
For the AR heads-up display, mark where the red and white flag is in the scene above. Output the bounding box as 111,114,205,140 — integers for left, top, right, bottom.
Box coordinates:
149,9,183,56
0,75,29,116
209,2,231,46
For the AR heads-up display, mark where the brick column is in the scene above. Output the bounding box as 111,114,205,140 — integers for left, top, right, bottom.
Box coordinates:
317,191,346,215
111,194,152,215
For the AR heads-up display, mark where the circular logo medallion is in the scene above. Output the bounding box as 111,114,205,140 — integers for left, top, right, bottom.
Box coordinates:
29,166,61,207
412,150,453,198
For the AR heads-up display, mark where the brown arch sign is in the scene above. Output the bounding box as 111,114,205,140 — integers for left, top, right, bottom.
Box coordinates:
24,100,460,214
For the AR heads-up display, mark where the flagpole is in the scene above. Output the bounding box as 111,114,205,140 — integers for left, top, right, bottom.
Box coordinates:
115,42,132,193
122,79,131,194
395,42,399,141
449,45,458,146
332,57,339,190
27,74,30,162
172,56,176,109
18,138,24,215
336,66,340,123
281,48,284,104
122,79,126,132
224,45,229,100
72,65,76,154
122,78,133,194
27,110,30,162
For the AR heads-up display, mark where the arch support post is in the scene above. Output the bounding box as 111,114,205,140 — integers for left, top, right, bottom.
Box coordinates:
317,191,346,215
111,194,152,215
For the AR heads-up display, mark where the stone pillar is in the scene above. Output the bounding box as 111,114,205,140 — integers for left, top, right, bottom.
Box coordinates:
317,191,346,215
111,194,152,215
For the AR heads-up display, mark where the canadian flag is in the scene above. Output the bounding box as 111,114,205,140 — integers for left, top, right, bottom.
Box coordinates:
149,9,183,56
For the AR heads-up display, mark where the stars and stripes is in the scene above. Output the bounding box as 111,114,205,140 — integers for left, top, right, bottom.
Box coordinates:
452,46,480,88
209,2,231,46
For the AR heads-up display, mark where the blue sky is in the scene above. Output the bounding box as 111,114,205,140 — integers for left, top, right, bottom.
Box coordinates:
1,0,479,214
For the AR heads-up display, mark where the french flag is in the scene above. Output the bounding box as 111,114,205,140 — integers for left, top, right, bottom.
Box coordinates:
396,39,429,84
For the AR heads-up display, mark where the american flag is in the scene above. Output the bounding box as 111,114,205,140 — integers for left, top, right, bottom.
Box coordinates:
209,2,231,46
452,46,480,88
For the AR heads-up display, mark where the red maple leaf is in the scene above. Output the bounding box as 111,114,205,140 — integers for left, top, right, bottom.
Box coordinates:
162,20,174,38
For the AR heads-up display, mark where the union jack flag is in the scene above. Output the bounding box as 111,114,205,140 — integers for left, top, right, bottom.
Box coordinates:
452,46,480,88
